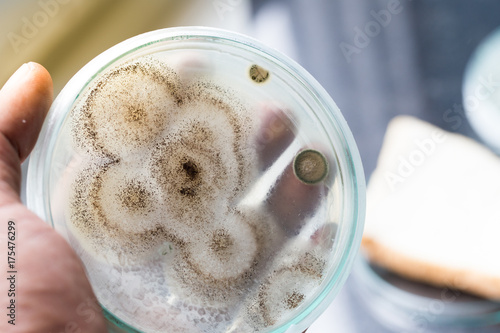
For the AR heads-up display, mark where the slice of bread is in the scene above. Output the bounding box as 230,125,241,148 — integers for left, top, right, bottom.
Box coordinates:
362,116,500,300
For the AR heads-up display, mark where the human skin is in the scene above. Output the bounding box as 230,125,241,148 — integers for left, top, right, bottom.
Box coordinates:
0,62,107,333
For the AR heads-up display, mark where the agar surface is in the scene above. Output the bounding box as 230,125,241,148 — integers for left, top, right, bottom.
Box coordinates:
67,56,326,331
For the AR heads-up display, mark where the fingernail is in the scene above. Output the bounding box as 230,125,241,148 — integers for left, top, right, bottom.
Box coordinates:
3,63,32,90
12,63,31,79
27,62,37,70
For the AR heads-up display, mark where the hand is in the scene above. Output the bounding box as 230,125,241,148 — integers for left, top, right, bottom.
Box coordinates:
0,63,107,332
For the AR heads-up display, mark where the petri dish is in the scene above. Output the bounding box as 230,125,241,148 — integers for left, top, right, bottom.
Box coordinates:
350,254,500,332
26,27,365,333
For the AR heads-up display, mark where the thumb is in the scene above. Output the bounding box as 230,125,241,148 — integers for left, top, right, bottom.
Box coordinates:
0,62,52,205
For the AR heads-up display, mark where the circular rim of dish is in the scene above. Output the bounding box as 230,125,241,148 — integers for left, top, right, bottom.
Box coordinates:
26,26,366,333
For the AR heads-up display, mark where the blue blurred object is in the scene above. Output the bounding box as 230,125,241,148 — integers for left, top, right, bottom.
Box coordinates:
254,0,500,178
463,27,500,154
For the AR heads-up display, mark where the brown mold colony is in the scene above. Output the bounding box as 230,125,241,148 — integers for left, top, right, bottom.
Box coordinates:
69,56,264,294
68,163,182,264
249,64,270,83
165,210,281,309
249,252,326,328
72,57,183,158
293,149,329,185
67,55,327,330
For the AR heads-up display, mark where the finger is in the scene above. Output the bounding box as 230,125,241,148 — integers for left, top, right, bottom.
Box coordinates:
267,160,327,236
255,103,296,170
0,63,52,203
0,204,108,332
0,62,53,162
254,105,331,236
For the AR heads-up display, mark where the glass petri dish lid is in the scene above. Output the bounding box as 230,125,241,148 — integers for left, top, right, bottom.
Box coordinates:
26,27,365,333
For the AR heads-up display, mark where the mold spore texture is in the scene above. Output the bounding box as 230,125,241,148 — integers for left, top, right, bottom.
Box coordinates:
67,55,326,331
72,58,183,158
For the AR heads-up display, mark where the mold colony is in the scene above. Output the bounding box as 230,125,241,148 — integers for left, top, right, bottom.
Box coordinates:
66,56,328,332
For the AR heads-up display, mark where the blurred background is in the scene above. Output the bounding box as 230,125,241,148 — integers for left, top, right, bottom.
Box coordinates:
2,0,500,332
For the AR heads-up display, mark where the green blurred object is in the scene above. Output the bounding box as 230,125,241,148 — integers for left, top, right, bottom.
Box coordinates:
0,0,251,92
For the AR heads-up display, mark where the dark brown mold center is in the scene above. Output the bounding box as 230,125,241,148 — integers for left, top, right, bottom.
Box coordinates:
118,182,150,212
182,160,199,180
210,228,234,256
124,106,147,123
178,159,201,197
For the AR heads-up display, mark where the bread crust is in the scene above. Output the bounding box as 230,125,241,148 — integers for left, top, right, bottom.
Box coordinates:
362,236,500,300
